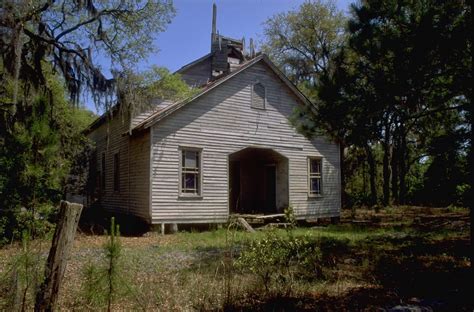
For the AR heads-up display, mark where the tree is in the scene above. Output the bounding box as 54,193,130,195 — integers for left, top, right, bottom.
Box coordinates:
0,0,176,241
352,0,469,204
262,0,350,205
262,0,346,99
0,0,175,112
115,66,200,120
315,48,382,206
315,0,471,207
0,63,96,240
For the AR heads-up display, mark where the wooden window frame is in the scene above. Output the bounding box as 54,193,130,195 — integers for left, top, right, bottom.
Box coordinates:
251,82,266,110
113,152,120,192
178,147,203,198
308,157,323,197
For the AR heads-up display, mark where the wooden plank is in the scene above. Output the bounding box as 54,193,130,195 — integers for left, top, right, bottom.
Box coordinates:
35,201,83,312
255,214,285,219
236,217,256,233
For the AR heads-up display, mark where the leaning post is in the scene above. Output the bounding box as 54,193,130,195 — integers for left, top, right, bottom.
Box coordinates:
34,200,83,312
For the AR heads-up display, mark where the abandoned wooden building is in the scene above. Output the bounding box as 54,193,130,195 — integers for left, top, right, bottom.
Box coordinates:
85,4,341,226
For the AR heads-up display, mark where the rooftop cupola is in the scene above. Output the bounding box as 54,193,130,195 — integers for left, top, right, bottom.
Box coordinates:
210,4,251,78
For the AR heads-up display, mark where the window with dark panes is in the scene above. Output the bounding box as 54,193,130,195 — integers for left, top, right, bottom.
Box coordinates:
181,149,201,195
308,157,322,196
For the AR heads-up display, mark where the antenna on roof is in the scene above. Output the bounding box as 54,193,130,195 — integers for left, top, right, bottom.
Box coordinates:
241,36,246,55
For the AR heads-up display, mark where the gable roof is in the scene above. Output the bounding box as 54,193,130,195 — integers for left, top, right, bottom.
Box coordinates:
175,53,212,74
132,54,314,133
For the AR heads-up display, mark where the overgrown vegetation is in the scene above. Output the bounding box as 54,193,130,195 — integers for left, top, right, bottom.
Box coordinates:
263,0,471,209
1,206,469,310
0,63,96,243
0,1,196,245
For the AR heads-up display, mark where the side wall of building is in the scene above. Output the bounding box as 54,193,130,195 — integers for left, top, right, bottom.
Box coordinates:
87,115,150,221
150,61,340,224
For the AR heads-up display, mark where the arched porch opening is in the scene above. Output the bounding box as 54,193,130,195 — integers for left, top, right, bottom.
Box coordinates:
228,147,289,214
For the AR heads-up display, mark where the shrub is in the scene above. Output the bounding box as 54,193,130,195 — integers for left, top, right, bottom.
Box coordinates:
237,230,322,295
0,203,57,246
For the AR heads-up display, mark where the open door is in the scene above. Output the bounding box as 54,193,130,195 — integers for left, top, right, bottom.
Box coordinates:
264,165,276,213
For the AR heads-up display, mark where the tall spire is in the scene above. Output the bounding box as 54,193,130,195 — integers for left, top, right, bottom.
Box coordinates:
211,3,217,42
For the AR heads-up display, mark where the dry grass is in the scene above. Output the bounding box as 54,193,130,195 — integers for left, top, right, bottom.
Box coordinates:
0,206,471,311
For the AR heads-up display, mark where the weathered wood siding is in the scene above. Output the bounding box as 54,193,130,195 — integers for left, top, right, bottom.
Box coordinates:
179,56,212,87
128,130,151,219
150,61,340,224
87,115,150,220
131,101,172,128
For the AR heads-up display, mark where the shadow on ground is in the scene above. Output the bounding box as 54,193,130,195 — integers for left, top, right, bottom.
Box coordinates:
78,203,150,236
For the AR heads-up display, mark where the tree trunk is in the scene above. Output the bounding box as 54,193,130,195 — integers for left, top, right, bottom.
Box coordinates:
398,124,408,204
34,201,83,312
365,144,377,206
382,122,391,206
391,142,399,205
467,36,473,272
362,157,367,196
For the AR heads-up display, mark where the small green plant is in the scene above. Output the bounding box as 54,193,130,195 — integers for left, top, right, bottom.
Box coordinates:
284,205,297,230
81,217,127,311
0,231,44,311
82,259,103,307
223,219,238,307
105,217,121,311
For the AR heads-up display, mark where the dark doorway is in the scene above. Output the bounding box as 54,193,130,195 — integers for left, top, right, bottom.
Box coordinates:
264,165,276,213
228,147,288,215
229,161,241,212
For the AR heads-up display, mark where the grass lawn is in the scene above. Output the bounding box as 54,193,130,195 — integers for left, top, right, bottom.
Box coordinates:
0,206,471,311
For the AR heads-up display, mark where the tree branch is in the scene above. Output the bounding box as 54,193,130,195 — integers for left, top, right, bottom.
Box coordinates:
54,8,132,41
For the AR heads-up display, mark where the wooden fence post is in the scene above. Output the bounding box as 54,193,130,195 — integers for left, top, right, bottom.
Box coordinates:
34,201,83,312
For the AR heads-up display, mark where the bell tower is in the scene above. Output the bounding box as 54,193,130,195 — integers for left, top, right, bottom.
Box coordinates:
209,4,247,78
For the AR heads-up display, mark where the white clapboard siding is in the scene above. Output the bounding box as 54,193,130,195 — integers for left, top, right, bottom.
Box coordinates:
87,114,150,221
128,130,150,219
150,61,340,224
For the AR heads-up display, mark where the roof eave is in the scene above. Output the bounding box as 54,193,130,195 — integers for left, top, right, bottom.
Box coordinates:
174,53,212,74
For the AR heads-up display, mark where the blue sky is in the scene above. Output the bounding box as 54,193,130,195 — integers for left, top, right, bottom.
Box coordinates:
149,0,352,71
87,0,352,112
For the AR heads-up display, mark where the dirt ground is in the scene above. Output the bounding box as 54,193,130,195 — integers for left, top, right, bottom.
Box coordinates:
0,206,471,311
